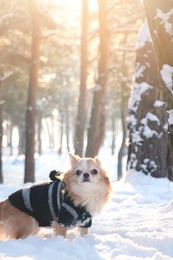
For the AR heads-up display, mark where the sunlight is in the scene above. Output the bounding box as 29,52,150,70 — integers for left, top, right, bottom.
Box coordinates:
55,0,98,10
55,0,82,9
41,0,97,11
88,0,98,11
43,73,56,82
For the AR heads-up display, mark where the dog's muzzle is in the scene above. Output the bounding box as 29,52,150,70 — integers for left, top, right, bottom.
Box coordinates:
82,172,91,182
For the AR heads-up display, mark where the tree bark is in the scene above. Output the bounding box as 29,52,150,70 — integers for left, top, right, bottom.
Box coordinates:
24,0,41,183
37,110,42,155
0,70,13,182
45,117,54,149
144,0,173,180
74,0,88,156
118,86,128,180
85,0,110,157
18,122,25,155
111,115,116,155
117,38,129,180
0,79,3,183
65,108,70,152
58,110,64,155
127,20,168,178
9,120,13,156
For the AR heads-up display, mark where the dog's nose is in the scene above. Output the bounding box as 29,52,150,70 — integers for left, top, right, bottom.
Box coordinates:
83,172,90,178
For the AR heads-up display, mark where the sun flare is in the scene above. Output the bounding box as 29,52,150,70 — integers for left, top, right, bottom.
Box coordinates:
41,0,97,11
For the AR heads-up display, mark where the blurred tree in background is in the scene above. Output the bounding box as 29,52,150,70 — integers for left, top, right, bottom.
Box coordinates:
74,0,88,157
85,0,110,158
24,0,41,183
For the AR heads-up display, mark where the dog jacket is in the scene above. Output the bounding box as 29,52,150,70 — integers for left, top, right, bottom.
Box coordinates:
8,180,92,228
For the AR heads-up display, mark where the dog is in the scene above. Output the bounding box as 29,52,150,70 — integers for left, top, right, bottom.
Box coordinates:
0,153,112,239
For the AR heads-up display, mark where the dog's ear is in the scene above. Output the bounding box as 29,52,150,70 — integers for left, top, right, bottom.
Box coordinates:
68,153,80,165
94,156,102,166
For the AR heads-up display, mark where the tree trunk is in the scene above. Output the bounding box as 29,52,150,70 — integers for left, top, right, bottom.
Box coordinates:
18,122,25,155
9,121,13,156
74,0,88,156
45,117,54,149
51,116,54,149
144,0,173,180
37,110,42,155
127,20,168,178
24,0,41,183
58,110,64,155
85,0,110,157
117,41,129,180
65,108,70,152
118,88,128,180
0,79,3,183
111,115,116,155
0,70,13,182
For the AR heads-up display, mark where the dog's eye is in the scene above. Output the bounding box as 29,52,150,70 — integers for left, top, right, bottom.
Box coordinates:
76,169,82,176
91,169,98,175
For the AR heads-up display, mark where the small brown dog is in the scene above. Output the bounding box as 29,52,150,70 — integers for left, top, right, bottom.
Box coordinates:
0,153,112,240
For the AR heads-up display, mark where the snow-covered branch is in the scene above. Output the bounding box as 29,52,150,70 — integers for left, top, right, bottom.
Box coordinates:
155,8,173,36
0,71,13,82
112,28,139,34
112,46,136,52
0,7,28,24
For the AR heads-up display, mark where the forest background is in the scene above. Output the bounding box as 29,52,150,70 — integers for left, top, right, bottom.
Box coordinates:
1,0,172,184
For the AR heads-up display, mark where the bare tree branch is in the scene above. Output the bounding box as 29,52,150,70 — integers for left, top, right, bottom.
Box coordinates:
0,71,13,82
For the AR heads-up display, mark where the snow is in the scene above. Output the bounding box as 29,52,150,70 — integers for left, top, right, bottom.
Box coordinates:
153,100,165,107
129,82,153,113
135,21,152,80
1,152,173,259
155,8,173,36
140,112,160,139
130,131,143,144
141,112,160,126
167,109,173,125
160,64,173,126
160,64,173,93
136,20,151,49
136,64,145,79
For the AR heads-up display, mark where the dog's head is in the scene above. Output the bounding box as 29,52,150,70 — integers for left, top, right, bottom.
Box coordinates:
63,153,112,213
65,153,108,184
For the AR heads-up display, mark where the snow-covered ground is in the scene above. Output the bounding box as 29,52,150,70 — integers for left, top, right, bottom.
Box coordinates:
1,151,173,259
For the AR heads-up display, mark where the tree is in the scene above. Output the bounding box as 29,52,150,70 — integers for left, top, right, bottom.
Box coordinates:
84,0,144,162
117,50,129,180
0,71,4,183
74,0,88,157
127,20,168,178
24,0,41,183
85,0,110,157
143,0,173,180
0,0,29,181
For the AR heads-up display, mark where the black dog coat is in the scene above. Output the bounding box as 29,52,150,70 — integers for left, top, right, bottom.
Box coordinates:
8,180,92,228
